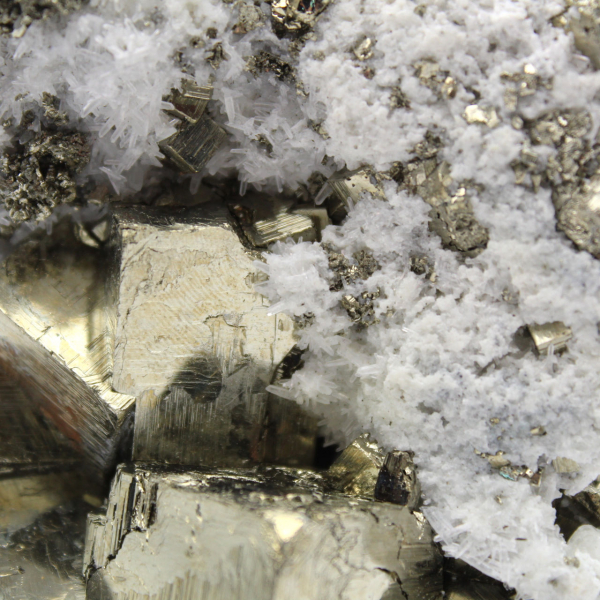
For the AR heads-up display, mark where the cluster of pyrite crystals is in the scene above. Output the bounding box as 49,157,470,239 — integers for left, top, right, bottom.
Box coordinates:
0,194,447,600
1,69,597,599
0,90,527,600
2,3,600,595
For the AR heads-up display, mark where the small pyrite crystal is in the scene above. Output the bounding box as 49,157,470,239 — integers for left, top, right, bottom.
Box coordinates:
527,321,573,355
159,82,226,174
231,193,329,246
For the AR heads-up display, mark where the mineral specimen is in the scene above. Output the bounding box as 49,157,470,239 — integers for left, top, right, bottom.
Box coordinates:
0,98,90,223
0,218,134,478
159,80,226,174
84,463,442,599
0,0,87,38
2,1,600,598
107,203,299,467
527,321,572,354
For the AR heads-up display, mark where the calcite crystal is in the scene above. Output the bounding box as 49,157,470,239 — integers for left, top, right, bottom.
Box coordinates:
0,219,134,478
84,463,442,600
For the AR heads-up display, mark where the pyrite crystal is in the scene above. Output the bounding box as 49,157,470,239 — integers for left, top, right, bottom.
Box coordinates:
159,82,226,174
84,463,442,600
107,203,301,467
0,218,134,478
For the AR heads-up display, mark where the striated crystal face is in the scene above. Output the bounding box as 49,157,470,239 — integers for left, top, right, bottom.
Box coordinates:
84,463,443,600
107,203,312,468
0,219,134,479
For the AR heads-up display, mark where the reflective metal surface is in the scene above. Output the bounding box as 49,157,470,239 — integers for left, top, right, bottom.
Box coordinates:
108,204,300,467
84,463,443,600
326,433,385,498
527,321,572,355
0,219,134,477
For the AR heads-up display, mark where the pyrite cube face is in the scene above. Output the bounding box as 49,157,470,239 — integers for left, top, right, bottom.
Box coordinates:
108,204,298,467
85,464,443,600
0,219,135,478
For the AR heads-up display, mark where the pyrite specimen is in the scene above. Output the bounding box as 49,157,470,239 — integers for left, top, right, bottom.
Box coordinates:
159,82,226,174
271,0,330,36
108,204,301,467
0,219,134,478
231,194,329,246
319,166,386,224
84,463,443,600
527,321,572,354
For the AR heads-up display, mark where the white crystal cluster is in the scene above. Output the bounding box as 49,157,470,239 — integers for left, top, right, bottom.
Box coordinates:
2,0,600,598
